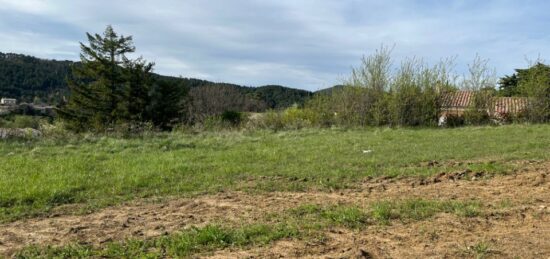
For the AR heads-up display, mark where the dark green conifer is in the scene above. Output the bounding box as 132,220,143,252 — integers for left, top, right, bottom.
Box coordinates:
59,25,153,131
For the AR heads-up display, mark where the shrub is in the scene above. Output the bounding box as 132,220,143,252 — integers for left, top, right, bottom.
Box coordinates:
464,109,490,125
221,111,243,126
305,49,456,128
444,114,465,127
518,63,550,123
248,106,320,130
39,120,73,140
0,115,44,129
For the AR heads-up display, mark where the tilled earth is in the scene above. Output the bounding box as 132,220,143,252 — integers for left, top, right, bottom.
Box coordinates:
1,161,549,258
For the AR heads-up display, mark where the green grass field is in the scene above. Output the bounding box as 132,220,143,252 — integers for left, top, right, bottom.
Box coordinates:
1,124,549,224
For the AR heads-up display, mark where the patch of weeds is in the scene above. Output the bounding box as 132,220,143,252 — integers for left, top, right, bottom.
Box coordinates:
370,199,481,224
0,197,17,208
459,241,494,259
466,161,510,177
291,204,323,216
496,199,513,209
15,224,300,258
46,187,86,206
321,206,369,229
289,200,481,229
14,244,94,259
290,204,369,229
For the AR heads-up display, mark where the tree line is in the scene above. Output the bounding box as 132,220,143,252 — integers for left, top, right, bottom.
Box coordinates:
253,47,550,129
4,26,549,131
53,27,550,130
0,39,311,113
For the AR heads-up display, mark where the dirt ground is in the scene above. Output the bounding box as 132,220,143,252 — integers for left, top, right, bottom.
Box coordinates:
1,161,549,258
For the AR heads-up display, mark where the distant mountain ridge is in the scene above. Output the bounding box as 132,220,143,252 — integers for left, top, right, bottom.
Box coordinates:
0,52,312,109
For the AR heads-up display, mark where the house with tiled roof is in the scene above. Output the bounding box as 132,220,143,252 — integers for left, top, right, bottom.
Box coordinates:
439,90,528,125
439,91,475,117
492,97,528,115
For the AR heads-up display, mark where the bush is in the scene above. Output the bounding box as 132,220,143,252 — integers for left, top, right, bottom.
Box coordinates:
221,111,243,126
518,63,550,123
0,115,45,129
198,114,246,131
304,49,456,128
39,120,74,140
444,114,465,127
463,109,490,125
248,106,319,130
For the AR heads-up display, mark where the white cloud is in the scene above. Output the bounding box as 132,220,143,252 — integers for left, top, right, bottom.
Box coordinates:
0,0,549,90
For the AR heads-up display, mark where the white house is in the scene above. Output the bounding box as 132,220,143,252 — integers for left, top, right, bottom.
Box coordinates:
0,98,16,105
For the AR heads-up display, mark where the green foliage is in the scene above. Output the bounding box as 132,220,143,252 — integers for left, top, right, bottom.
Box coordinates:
58,25,148,131
0,115,46,129
464,90,493,125
0,53,70,104
498,63,550,97
146,79,188,129
498,74,520,97
250,106,320,130
518,63,550,122
497,63,550,123
444,114,465,127
58,26,187,132
221,111,243,125
186,85,266,124
244,85,311,109
0,52,310,115
303,48,457,127
388,58,449,126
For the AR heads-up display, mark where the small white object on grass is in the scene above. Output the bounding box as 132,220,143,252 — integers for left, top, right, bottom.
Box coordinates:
362,150,373,154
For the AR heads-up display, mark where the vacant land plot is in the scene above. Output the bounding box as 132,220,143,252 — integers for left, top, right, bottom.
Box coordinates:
1,125,549,257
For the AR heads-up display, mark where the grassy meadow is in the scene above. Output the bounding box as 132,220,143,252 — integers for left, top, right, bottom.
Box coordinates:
1,124,550,224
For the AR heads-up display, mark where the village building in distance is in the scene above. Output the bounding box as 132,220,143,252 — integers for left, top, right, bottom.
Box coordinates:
0,98,17,106
0,97,56,117
439,91,528,125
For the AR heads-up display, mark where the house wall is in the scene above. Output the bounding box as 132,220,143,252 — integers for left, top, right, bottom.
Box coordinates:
440,108,467,118
0,98,16,105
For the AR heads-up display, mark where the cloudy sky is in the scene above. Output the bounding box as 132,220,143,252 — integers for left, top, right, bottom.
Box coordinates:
0,0,549,90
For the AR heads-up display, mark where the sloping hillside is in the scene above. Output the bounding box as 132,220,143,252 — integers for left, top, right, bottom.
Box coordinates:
0,52,312,108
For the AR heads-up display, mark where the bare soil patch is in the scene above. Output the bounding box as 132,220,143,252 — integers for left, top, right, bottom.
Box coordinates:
1,161,549,258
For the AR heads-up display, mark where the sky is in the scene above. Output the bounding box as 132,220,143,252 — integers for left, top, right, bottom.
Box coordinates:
0,0,549,91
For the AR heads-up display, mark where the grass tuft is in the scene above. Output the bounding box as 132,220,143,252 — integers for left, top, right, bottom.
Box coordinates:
371,199,481,224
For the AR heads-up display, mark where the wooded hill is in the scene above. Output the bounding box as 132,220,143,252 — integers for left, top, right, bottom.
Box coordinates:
0,52,312,109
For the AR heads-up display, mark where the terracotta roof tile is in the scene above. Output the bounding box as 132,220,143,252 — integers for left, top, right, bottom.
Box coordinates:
492,97,528,114
440,91,474,108
441,91,529,115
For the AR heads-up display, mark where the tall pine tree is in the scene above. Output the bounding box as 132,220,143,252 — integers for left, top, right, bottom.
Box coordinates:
59,25,154,131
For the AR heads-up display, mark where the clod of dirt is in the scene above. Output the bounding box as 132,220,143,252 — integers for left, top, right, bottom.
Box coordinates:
355,248,373,258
